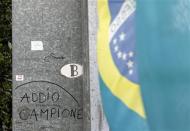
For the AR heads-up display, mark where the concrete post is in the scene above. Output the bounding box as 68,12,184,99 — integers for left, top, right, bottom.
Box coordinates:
12,0,90,130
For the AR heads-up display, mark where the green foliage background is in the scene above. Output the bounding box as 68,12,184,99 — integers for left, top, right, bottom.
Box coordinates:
0,0,12,130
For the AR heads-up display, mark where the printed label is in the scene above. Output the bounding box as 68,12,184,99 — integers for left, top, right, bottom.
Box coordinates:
31,41,43,51
60,64,83,78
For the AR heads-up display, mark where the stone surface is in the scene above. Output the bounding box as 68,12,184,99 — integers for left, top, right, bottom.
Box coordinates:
12,0,109,130
12,0,87,130
88,0,110,131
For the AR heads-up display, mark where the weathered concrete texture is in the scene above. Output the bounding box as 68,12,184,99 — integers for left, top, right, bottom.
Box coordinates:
88,0,110,131
12,0,87,130
82,0,91,131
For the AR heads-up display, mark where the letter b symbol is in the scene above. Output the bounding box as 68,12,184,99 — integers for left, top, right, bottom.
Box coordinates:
61,63,83,78
70,64,78,77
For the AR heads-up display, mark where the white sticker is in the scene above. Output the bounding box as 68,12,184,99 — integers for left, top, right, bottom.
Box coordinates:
60,64,83,78
16,75,24,81
31,41,43,51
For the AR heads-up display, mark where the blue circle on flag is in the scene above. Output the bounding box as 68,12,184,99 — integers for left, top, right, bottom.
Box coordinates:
110,12,138,83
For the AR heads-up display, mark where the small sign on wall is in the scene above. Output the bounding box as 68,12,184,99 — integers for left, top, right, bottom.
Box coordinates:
60,64,83,78
16,75,24,81
31,41,43,51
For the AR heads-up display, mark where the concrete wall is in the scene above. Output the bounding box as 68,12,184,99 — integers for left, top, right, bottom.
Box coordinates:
12,0,109,130
12,0,89,130
88,1,110,131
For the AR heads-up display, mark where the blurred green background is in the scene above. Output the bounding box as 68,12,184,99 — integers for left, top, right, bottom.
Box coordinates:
0,0,12,130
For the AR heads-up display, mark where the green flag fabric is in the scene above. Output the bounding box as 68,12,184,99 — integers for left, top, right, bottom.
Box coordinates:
136,0,190,131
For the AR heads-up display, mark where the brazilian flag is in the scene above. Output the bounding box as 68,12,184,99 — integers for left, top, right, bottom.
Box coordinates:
97,0,149,130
